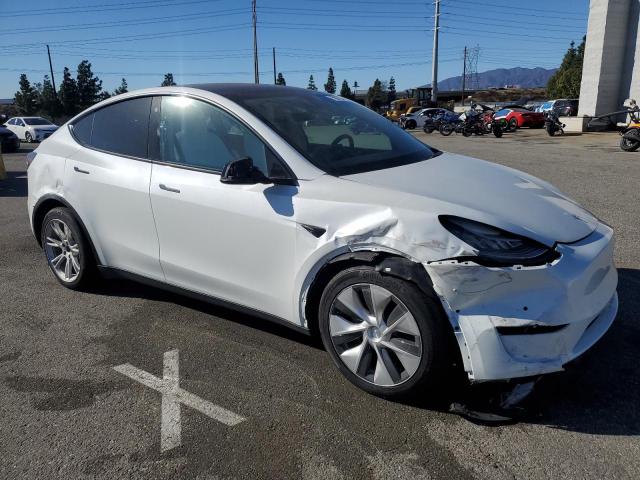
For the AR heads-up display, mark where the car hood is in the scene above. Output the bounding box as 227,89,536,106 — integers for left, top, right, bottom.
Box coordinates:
341,152,598,246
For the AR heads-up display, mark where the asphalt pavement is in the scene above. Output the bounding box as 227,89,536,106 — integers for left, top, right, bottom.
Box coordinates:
0,130,639,479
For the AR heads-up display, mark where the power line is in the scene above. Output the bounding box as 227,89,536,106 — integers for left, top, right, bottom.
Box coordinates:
0,58,462,78
0,8,248,36
0,24,251,50
2,0,219,18
258,5,433,19
446,0,587,17
439,13,586,32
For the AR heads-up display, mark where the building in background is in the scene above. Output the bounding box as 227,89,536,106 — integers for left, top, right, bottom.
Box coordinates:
579,0,640,120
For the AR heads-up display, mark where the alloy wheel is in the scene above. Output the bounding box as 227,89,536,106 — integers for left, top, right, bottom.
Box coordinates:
43,219,81,283
328,283,422,387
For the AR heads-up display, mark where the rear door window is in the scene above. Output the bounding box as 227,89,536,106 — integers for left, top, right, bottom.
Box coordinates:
88,97,152,158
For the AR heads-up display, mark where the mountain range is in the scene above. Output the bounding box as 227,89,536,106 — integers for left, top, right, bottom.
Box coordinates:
437,67,557,91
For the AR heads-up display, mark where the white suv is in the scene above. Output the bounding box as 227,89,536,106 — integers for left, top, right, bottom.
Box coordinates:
27,84,618,397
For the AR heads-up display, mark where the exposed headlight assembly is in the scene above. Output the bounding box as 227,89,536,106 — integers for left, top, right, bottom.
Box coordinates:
439,215,559,266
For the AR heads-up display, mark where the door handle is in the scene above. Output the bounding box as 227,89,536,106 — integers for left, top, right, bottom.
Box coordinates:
73,166,90,174
159,183,180,193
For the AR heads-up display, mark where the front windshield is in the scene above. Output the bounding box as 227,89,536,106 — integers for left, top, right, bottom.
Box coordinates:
225,88,435,176
24,117,51,125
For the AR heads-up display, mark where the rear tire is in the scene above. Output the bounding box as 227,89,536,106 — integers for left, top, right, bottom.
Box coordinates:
41,207,96,290
620,136,640,152
318,265,451,398
25,132,33,143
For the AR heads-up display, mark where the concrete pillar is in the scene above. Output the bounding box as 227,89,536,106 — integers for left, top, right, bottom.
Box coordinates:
621,1,640,104
578,0,632,117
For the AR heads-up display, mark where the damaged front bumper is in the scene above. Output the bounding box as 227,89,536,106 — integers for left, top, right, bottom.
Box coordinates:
425,222,618,381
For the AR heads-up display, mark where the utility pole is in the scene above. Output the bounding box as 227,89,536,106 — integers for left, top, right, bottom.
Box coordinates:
46,44,57,97
430,0,440,105
252,0,259,84
461,46,467,106
272,47,276,84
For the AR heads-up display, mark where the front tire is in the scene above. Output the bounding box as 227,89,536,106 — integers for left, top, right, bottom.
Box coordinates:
620,133,640,152
318,265,450,398
41,207,95,289
439,123,453,136
508,118,518,132
25,132,33,143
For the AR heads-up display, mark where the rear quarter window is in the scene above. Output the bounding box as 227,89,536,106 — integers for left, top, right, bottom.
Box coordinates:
70,114,94,145
81,97,152,158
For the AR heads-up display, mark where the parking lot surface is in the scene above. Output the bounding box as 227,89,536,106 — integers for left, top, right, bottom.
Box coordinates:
1,130,639,479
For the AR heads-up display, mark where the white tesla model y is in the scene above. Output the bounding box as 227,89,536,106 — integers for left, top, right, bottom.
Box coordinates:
27,84,618,397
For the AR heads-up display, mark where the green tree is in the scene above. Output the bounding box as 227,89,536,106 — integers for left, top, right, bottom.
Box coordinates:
276,72,286,86
59,67,79,115
307,75,317,90
39,75,61,120
547,37,585,99
113,78,128,95
324,67,336,94
339,79,353,99
76,60,103,109
366,78,387,111
14,74,39,115
388,76,397,103
161,73,176,86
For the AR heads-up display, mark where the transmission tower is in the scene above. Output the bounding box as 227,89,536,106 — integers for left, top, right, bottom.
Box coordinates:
465,45,480,90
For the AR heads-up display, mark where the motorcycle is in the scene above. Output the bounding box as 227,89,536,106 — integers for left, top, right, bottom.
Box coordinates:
438,118,465,136
461,109,485,137
544,110,565,136
619,108,640,151
586,103,640,151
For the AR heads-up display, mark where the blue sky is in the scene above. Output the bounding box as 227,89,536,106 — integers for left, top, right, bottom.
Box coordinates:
0,0,589,98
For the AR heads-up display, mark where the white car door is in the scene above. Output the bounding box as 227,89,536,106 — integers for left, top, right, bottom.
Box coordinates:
148,95,298,320
13,118,26,139
64,96,164,281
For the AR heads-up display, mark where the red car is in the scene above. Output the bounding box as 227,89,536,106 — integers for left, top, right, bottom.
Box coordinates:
493,107,545,129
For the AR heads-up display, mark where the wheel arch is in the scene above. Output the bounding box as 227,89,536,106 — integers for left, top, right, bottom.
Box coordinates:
32,194,101,265
301,248,439,337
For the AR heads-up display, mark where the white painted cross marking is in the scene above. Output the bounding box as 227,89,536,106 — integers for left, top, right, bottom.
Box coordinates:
114,350,246,452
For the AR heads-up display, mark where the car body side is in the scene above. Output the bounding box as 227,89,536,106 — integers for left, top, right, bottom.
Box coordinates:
494,108,545,128
27,87,618,383
6,117,58,142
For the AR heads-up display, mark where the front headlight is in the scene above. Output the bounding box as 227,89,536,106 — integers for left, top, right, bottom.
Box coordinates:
439,215,558,266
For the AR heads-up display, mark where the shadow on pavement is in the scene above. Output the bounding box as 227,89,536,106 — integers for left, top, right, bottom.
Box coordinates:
0,171,28,197
523,267,640,435
86,276,322,350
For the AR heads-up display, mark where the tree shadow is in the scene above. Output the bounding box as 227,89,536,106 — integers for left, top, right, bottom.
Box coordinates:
0,171,27,197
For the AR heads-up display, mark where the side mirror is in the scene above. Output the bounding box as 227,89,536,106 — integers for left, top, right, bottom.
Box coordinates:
220,157,269,185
